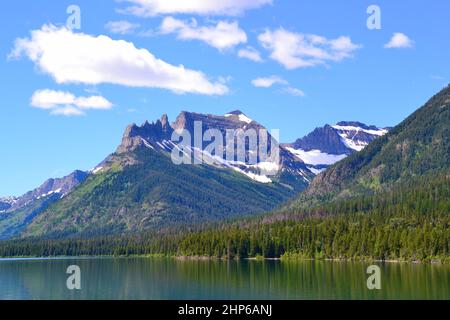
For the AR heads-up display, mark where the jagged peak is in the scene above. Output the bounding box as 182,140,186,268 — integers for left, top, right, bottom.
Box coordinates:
118,114,174,153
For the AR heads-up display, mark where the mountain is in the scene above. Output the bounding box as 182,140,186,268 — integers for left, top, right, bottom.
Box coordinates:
0,170,89,239
1,88,447,261
116,110,313,184
168,83,450,261
18,110,315,239
288,84,450,208
0,109,392,240
283,121,389,174
0,197,16,212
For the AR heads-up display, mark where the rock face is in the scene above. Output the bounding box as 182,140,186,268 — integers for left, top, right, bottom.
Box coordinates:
117,114,174,154
116,110,314,185
291,125,351,155
283,121,389,174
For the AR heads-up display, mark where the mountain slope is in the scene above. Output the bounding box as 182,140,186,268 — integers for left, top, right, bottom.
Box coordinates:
0,110,393,240
20,111,314,238
0,170,89,239
289,85,450,208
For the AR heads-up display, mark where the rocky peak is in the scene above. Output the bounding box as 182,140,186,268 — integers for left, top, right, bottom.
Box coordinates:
117,115,174,153
292,124,352,155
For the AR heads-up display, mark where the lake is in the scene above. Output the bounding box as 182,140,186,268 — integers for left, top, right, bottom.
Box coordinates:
0,257,449,300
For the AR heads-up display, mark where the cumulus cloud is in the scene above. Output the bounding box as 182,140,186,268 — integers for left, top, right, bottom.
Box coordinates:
51,106,85,116
160,17,247,51
384,32,414,49
119,0,272,17
282,86,305,97
105,20,140,34
238,46,263,62
258,28,361,69
30,89,113,116
251,75,287,88
10,25,228,95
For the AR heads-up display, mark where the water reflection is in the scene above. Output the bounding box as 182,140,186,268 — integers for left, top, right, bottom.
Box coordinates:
0,258,448,300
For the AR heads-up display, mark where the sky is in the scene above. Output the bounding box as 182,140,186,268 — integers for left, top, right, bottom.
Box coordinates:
0,0,449,197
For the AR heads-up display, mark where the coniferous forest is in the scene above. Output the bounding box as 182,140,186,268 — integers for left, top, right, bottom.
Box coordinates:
1,174,448,263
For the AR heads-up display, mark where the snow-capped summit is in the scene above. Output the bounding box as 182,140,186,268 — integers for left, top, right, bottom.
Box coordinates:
224,110,254,124
284,121,390,174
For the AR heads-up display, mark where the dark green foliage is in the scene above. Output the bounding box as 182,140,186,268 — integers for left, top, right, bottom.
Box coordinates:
290,84,450,208
1,175,448,262
22,148,307,238
1,86,448,262
169,175,450,262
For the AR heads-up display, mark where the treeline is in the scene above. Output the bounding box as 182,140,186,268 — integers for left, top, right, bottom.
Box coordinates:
0,175,449,262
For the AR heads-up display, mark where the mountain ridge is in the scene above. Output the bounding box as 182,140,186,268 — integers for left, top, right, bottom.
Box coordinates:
1,108,390,240
287,84,450,208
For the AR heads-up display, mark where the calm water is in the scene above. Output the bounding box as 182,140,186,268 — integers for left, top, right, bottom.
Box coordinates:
0,257,449,300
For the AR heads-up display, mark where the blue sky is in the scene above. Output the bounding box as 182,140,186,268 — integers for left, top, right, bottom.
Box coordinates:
0,0,449,197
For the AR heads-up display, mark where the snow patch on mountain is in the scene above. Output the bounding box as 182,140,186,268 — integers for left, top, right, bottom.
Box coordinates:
332,125,388,136
224,112,253,124
0,196,18,205
36,188,62,200
286,147,347,166
332,124,388,152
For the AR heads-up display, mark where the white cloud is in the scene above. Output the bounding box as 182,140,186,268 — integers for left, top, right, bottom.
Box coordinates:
30,89,113,116
105,20,140,34
251,75,287,88
51,106,85,116
384,32,414,49
10,25,228,95
282,86,305,97
75,96,113,110
258,28,361,69
238,46,263,62
120,0,272,17
30,90,75,109
160,17,247,51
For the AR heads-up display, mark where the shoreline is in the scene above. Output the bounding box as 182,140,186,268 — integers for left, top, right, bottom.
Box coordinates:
1,254,447,264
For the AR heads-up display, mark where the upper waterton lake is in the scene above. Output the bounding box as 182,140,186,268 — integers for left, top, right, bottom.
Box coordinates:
0,257,449,300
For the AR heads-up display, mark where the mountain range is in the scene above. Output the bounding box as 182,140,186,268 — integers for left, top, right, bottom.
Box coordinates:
287,84,450,208
162,85,449,261
0,110,389,239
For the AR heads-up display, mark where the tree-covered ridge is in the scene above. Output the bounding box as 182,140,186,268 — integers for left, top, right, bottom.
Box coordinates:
1,174,448,262
172,174,450,262
21,148,307,239
288,84,450,208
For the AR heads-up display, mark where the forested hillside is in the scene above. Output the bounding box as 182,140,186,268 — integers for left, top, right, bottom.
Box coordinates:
1,174,448,262
21,148,303,238
287,84,450,208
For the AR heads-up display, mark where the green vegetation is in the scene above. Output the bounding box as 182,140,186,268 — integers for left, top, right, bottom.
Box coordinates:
290,84,450,208
0,194,61,240
21,149,307,238
1,175,448,263
1,86,449,263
